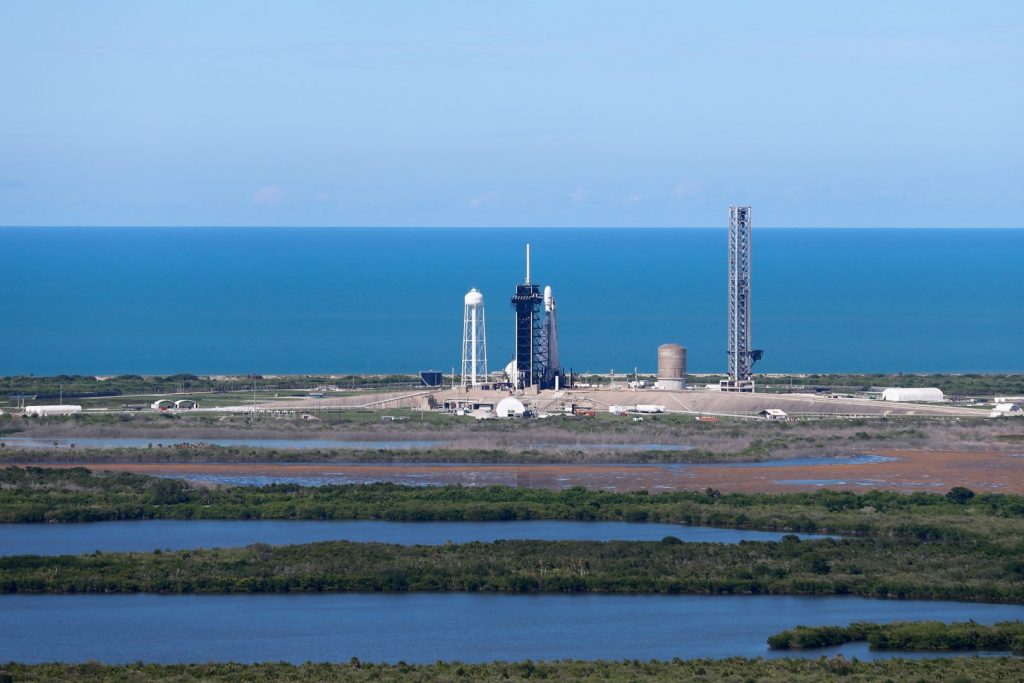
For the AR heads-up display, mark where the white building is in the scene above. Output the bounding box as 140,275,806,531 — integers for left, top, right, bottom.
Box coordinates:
880,387,944,403
496,397,527,418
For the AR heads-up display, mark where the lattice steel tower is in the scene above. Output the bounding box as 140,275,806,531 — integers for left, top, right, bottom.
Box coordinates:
724,205,762,391
461,288,488,388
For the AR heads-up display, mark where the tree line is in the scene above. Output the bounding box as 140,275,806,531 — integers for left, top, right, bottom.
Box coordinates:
768,620,1024,654
2,535,1023,602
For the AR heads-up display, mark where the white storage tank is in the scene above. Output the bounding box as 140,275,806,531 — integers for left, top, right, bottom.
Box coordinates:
635,404,666,414
881,387,945,403
655,344,686,390
24,405,82,417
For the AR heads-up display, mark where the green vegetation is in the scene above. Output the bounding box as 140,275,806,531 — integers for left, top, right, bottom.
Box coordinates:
5,534,1024,601
4,467,1024,541
2,658,1024,682
3,468,1023,601
768,620,1024,654
5,533,1024,601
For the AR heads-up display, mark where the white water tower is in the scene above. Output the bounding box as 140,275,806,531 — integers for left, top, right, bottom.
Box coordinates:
461,288,488,388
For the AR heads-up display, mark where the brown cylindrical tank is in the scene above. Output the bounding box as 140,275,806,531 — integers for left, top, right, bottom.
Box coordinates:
657,344,687,390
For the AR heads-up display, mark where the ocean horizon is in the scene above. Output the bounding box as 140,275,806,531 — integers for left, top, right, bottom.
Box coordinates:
1,227,1021,376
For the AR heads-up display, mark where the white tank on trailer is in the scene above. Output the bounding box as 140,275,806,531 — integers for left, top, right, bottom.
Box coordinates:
24,405,82,417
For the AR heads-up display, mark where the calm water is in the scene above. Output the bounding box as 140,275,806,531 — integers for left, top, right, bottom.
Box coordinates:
1,228,1021,375
140,455,896,488
2,593,1021,664
0,520,834,556
1,436,443,450
690,454,895,468
0,436,691,452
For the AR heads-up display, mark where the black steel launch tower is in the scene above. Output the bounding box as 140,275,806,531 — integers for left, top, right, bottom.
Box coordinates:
510,244,563,389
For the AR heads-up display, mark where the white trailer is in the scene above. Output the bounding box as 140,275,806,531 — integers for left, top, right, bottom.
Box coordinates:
634,404,666,414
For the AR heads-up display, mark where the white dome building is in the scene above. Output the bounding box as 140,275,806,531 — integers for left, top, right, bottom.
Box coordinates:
496,397,527,418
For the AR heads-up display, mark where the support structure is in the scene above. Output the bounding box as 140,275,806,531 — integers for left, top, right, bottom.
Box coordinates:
723,205,762,392
461,288,488,388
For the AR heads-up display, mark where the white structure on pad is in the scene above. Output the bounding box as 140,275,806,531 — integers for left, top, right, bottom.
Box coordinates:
24,405,82,417
881,387,944,402
461,288,489,389
496,397,527,418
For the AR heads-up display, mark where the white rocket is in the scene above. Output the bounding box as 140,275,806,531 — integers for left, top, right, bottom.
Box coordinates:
544,284,560,376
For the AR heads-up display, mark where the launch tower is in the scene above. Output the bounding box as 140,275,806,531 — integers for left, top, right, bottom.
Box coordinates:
510,244,564,390
722,205,762,391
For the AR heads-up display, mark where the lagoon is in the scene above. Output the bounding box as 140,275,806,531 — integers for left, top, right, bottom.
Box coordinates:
0,520,832,556
2,593,1021,663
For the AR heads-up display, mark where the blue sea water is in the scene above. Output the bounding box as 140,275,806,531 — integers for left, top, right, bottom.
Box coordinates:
0,227,1020,374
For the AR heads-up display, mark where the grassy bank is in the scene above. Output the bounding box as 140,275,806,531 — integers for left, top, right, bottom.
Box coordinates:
767,620,1024,654
2,658,1023,682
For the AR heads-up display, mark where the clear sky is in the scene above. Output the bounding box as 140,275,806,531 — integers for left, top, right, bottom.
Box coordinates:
2,1,1021,227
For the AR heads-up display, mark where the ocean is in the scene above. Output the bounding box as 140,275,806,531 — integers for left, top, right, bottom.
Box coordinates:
0,227,1020,375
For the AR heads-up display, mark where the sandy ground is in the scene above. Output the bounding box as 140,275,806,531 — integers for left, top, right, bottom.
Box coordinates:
21,450,1024,494
258,386,990,418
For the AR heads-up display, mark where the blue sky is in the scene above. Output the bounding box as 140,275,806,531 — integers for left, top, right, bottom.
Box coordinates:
1,1,1021,227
